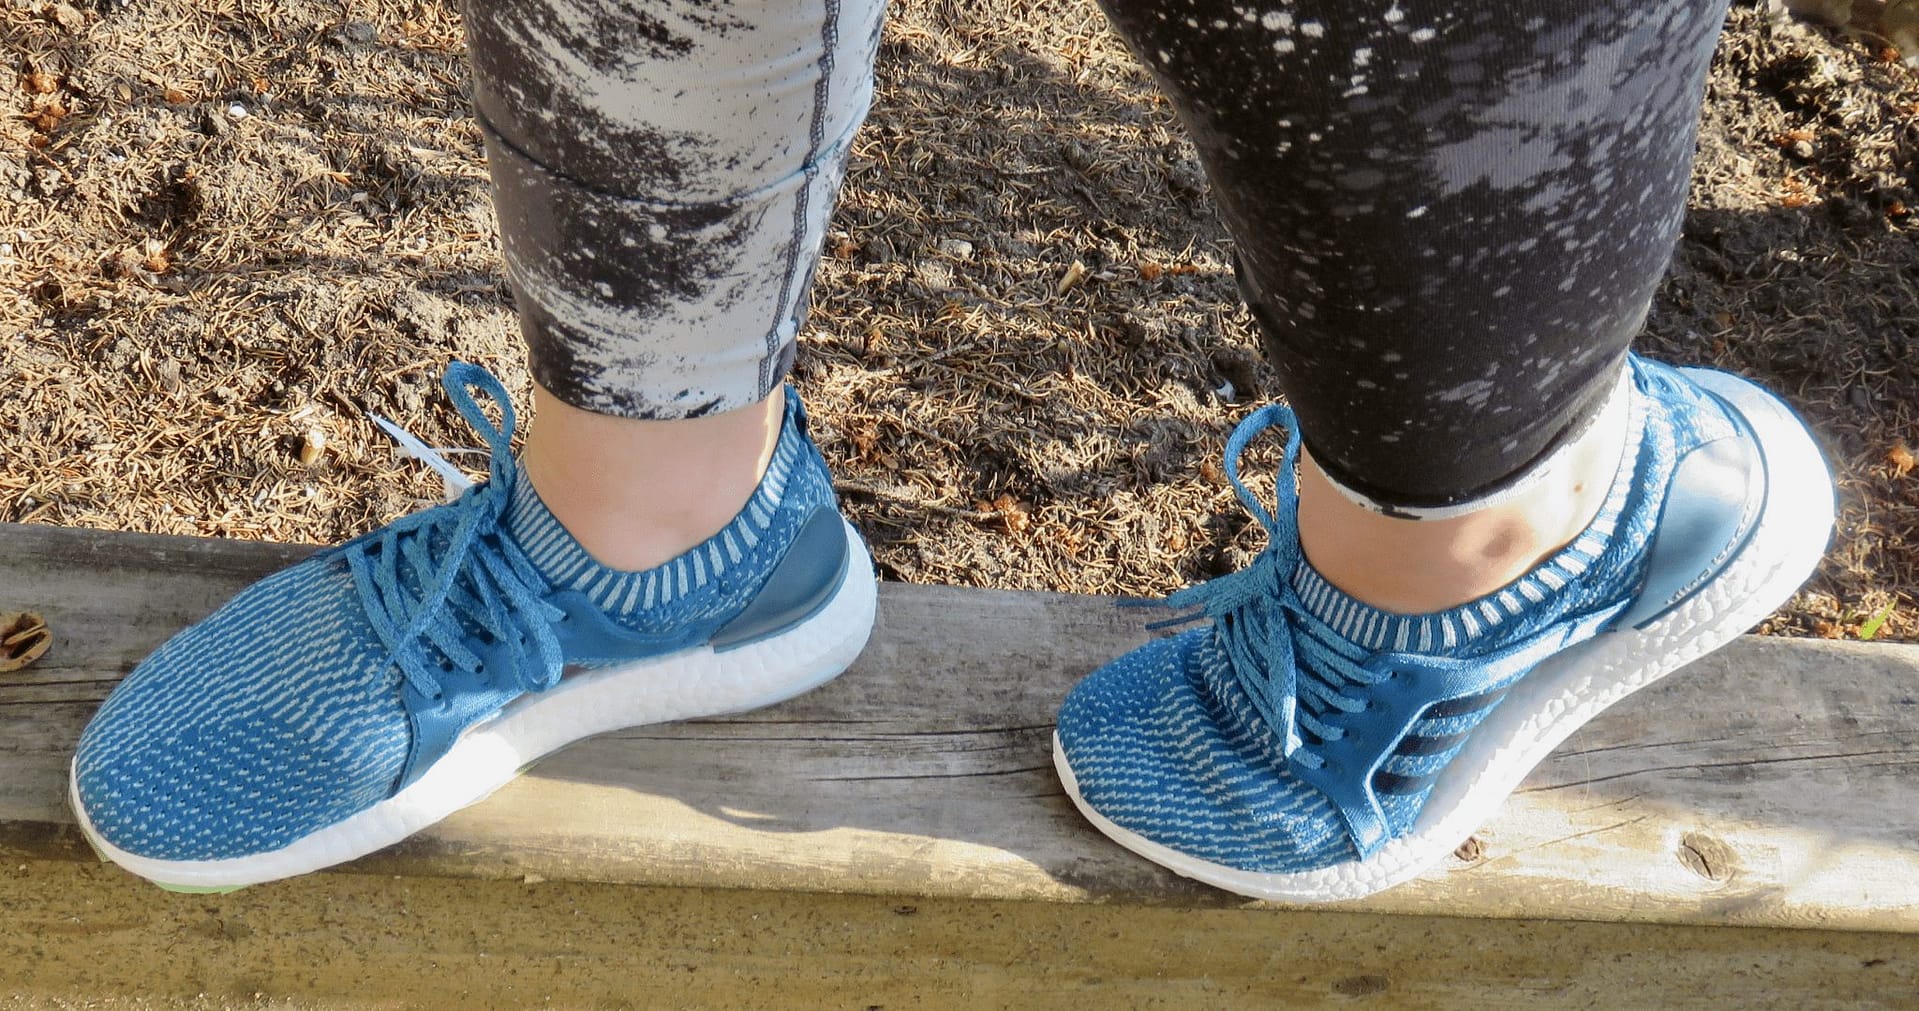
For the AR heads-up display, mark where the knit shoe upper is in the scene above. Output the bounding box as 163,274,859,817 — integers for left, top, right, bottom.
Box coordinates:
74,363,844,866
1056,354,1753,876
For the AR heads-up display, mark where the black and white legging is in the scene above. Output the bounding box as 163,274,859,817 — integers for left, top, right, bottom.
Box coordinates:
464,0,1731,514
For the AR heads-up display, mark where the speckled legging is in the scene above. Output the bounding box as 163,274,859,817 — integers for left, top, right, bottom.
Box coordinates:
464,0,1732,510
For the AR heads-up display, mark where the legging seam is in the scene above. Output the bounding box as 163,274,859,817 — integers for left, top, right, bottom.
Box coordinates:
765,0,843,397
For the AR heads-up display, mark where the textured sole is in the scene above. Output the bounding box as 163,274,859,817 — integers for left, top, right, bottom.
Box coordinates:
71,519,879,891
1055,369,1835,903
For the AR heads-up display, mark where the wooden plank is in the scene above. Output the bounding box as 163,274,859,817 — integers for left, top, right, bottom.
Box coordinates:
7,859,1918,1008
4,521,1918,933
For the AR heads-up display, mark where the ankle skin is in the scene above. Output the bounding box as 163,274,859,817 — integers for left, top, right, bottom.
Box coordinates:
1295,396,1631,615
518,385,783,573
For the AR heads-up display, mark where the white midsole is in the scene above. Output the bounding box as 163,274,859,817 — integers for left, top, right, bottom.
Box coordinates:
1056,369,1837,902
72,519,879,890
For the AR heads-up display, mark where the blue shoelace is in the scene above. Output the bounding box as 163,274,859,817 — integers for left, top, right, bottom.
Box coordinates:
344,363,566,707
1155,405,1627,783
1150,404,1353,765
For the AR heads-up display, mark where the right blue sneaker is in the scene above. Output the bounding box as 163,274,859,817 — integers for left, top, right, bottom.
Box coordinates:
1055,354,1834,901
71,363,877,891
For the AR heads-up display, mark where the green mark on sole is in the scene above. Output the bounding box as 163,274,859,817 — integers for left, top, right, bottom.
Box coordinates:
156,881,248,895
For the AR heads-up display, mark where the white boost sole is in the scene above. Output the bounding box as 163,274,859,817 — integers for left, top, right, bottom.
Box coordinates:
1055,369,1836,903
72,519,879,891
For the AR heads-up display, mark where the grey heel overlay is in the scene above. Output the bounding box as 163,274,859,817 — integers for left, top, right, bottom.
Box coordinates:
710,507,852,651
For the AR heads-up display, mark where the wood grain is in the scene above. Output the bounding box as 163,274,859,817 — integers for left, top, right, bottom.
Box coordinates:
4,521,1917,932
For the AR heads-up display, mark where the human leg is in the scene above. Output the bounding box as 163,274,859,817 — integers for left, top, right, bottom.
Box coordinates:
466,0,883,570
70,0,887,890
1101,0,1719,510
1100,0,1738,610
1055,0,1834,899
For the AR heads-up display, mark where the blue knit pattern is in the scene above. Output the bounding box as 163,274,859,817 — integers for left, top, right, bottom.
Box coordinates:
74,364,836,862
1057,355,1735,873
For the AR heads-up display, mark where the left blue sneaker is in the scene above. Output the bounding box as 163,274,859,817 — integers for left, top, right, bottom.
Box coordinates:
71,363,876,891
1054,355,1832,901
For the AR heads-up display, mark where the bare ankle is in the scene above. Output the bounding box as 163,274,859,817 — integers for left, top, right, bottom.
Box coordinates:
518,385,783,572
1296,397,1630,615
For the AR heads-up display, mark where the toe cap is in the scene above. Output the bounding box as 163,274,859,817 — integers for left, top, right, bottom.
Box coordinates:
1057,627,1357,874
73,555,410,862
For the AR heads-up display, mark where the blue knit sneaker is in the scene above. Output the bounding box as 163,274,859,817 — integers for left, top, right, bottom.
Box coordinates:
71,363,877,891
1054,355,1833,901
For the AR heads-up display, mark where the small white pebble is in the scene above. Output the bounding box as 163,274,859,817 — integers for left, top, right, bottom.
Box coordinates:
227,103,249,119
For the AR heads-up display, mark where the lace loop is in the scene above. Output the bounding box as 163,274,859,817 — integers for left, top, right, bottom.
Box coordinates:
350,362,567,706
1220,403,1298,535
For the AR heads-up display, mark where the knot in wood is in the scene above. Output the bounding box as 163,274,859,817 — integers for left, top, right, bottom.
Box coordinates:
0,612,51,673
1678,831,1740,883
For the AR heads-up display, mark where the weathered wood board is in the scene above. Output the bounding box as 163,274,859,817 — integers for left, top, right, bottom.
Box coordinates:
9,859,1919,1008
4,520,1918,933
